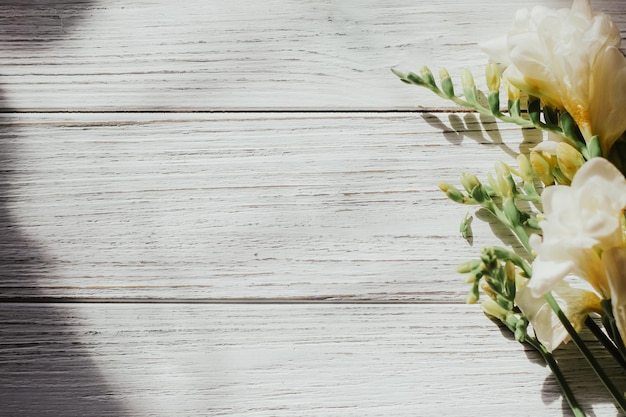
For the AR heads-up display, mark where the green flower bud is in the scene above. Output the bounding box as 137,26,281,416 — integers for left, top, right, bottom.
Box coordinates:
587,135,602,158
488,91,501,115
439,68,454,98
528,96,541,125
469,183,488,203
438,182,465,204
503,198,521,226
556,142,585,181
559,112,585,144
420,66,436,88
459,211,473,239
406,72,424,86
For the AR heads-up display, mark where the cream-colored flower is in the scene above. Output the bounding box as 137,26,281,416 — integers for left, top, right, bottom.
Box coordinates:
528,158,626,298
482,0,626,154
516,277,600,351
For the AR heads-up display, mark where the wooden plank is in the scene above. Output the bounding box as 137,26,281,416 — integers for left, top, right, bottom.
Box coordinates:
1,0,623,111
0,112,540,300
1,303,623,416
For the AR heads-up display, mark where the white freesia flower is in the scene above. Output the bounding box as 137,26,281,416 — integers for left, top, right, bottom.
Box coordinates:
516,278,600,351
528,157,626,298
481,0,626,153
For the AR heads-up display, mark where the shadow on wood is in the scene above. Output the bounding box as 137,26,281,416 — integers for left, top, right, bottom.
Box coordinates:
0,2,129,415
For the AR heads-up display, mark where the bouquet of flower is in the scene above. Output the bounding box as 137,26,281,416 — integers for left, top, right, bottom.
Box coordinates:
393,1,626,415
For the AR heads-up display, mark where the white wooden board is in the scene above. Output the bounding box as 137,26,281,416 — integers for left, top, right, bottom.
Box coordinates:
1,0,623,110
0,112,540,300
1,303,624,416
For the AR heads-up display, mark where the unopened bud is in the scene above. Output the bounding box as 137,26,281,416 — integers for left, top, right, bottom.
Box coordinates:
481,298,508,320
485,63,501,93
460,172,480,193
461,69,475,88
438,182,465,204
503,198,521,225
505,79,521,101
461,69,477,102
587,135,602,158
466,289,479,304
420,66,436,87
457,259,481,274
517,154,533,183
494,161,513,198
460,211,473,239
439,67,454,98
529,151,554,185
556,142,584,181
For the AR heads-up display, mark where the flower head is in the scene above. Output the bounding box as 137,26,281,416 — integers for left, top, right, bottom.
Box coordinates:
529,158,626,298
481,0,626,154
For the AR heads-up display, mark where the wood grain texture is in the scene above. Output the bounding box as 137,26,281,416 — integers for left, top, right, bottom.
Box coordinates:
0,112,541,300
2,2,625,415
1,303,624,416
1,0,624,111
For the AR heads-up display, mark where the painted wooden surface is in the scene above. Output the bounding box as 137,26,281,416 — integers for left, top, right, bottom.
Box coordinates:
2,303,625,416
0,112,539,300
1,0,625,416
0,0,623,111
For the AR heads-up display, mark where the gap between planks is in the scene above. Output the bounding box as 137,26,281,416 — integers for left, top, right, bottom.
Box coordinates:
0,108,477,114
0,297,464,305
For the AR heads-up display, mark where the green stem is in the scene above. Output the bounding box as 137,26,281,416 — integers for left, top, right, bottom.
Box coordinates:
511,224,532,254
526,337,586,417
545,293,626,413
585,316,626,369
483,202,533,255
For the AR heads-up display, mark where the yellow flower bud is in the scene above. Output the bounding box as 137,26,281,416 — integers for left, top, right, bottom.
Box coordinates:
481,298,508,320
495,161,513,198
485,63,501,93
438,182,465,203
556,142,585,181
504,79,521,101
529,151,554,185
460,172,480,193
517,154,534,183
461,68,475,89
466,291,479,304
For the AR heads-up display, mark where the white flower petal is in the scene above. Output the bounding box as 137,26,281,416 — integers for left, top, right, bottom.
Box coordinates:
528,257,574,297
517,277,600,351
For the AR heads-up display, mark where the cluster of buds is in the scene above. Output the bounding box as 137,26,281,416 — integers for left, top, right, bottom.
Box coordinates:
438,156,541,250
530,142,586,186
392,66,603,161
459,246,531,342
